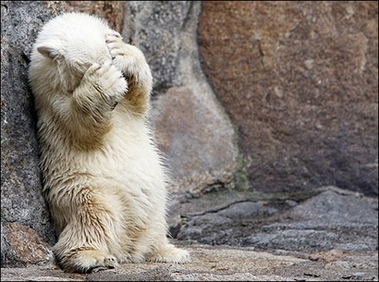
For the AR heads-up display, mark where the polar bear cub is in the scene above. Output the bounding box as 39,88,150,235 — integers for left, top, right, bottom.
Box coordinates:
28,12,190,273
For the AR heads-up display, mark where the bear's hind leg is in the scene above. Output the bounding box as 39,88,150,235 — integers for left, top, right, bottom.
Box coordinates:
55,247,119,273
51,187,122,273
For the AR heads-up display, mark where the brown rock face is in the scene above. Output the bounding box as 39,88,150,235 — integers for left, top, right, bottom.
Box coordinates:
198,1,378,195
152,87,237,196
6,223,52,266
65,1,125,33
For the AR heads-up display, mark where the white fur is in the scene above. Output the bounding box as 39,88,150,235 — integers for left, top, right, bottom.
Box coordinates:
28,12,190,273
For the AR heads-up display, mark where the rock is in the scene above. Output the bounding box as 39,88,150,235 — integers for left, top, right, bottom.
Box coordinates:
177,200,280,241
1,1,65,267
289,190,379,227
176,187,378,254
122,1,192,93
64,1,126,33
1,243,378,281
198,1,378,196
4,223,53,265
151,87,237,196
123,2,242,196
217,202,278,219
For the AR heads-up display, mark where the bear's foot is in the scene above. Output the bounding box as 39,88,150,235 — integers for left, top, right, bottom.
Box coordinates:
148,244,191,264
58,248,119,273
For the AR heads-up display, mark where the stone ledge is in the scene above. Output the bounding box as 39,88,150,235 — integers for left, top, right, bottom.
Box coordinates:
1,243,377,281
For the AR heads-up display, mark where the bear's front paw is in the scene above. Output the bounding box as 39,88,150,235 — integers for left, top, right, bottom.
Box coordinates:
105,33,152,87
84,62,128,108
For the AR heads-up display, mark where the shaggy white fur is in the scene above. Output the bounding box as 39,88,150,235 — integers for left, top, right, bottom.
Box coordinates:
28,12,190,273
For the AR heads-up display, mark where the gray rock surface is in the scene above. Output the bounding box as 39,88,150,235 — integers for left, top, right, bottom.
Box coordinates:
1,0,65,267
176,187,378,255
123,1,191,93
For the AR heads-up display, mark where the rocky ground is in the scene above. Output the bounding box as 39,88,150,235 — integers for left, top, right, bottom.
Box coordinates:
1,244,377,281
1,186,378,281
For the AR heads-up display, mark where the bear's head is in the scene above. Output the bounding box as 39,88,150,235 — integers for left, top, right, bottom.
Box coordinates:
30,13,113,95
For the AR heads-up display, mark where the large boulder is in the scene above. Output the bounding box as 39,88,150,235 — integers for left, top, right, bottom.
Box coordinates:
1,1,66,267
123,1,242,197
198,1,378,196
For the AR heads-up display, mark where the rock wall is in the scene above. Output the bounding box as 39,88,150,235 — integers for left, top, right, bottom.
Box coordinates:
1,1,66,267
198,1,378,196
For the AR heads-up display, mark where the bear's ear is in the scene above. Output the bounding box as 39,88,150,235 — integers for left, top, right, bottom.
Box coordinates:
37,44,63,60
